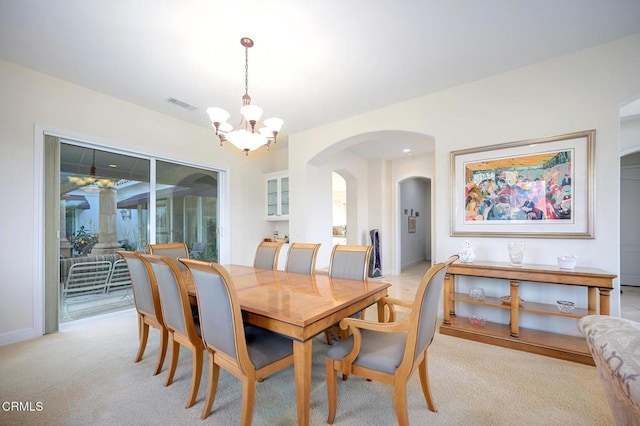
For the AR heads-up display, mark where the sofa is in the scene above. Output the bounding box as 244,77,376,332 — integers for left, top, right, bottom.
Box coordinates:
578,315,640,425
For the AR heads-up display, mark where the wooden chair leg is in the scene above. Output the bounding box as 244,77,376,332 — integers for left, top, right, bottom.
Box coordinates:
326,358,338,424
325,330,334,345
186,347,203,408
339,328,349,342
240,376,256,426
153,328,168,376
393,381,410,426
165,336,179,387
135,316,149,363
201,352,220,420
418,353,437,412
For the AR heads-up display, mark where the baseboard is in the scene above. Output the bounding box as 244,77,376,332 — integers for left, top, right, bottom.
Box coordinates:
0,327,41,346
401,258,429,269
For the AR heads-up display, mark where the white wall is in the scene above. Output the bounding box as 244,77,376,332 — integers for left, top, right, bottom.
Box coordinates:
0,60,271,344
289,34,640,330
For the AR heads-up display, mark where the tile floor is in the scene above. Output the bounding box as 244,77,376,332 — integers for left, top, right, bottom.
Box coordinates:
621,285,640,322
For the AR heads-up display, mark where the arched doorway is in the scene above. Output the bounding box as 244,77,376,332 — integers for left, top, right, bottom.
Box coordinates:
399,177,432,270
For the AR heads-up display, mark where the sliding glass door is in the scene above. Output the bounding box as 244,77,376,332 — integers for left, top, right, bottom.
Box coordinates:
58,141,220,322
155,160,219,261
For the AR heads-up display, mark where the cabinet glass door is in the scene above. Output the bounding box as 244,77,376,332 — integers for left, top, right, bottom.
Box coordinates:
267,178,278,216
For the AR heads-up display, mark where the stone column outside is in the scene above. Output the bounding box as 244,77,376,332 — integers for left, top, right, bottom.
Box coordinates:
91,186,122,254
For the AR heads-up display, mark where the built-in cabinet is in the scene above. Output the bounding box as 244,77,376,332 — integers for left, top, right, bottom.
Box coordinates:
439,261,616,365
266,171,289,221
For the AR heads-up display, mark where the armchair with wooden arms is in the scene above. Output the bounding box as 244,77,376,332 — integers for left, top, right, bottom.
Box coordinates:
325,255,458,425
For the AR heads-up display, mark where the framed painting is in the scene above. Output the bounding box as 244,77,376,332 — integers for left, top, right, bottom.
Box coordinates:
408,216,416,233
450,130,595,238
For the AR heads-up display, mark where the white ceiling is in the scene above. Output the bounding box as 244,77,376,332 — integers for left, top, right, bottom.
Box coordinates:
1,1,639,159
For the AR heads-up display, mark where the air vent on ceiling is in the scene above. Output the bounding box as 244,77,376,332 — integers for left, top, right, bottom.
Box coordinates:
166,97,198,111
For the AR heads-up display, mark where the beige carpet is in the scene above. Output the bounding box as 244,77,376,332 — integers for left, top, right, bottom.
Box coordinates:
0,308,613,425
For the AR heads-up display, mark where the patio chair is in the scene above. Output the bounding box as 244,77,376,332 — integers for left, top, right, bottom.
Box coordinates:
62,260,112,298
325,255,458,425
117,250,168,376
140,253,204,409
106,258,132,294
180,258,294,423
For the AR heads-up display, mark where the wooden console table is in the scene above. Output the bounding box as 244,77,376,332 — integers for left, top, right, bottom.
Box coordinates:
439,261,616,365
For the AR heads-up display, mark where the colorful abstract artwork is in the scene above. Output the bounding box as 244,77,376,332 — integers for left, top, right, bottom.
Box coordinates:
464,150,572,222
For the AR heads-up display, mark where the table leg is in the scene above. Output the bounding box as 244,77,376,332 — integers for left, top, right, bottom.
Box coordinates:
587,288,596,313
443,273,452,325
293,339,312,426
509,280,520,337
598,288,611,316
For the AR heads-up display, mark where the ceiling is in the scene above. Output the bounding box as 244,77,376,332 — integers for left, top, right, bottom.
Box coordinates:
1,1,640,160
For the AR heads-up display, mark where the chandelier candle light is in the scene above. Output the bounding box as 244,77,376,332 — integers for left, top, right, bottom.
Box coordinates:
207,37,283,156
67,150,115,190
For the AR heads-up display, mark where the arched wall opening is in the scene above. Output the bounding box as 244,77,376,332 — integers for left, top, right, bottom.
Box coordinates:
306,130,435,273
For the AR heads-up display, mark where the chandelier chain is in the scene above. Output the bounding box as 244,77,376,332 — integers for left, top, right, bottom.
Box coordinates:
244,45,249,98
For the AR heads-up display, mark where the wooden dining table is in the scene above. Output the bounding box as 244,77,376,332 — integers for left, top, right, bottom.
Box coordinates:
184,264,390,426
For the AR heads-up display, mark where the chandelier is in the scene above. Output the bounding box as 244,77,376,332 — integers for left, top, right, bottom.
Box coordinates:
68,149,116,191
206,37,283,156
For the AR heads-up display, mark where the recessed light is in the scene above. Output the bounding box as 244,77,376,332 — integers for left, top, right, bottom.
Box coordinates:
109,164,117,168
403,149,411,153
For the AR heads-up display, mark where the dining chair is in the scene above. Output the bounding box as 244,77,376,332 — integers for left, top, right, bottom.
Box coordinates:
253,241,283,270
325,255,458,426
148,242,190,272
328,244,372,280
285,242,321,275
179,258,295,424
116,250,168,376
139,253,204,409
324,244,373,345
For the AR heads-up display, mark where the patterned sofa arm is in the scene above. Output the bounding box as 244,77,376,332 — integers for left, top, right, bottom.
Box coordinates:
578,315,640,426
